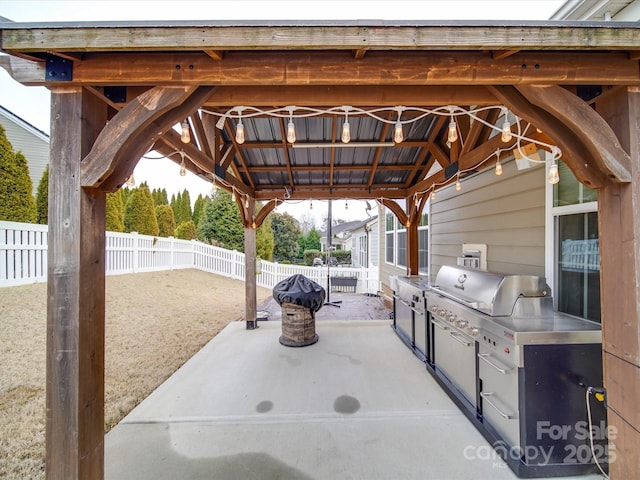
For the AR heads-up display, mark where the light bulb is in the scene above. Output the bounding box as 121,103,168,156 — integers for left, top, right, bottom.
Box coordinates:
231,189,236,202
309,200,313,210
431,191,436,200
235,119,245,144
244,196,249,209
393,121,403,143
211,180,217,194
126,174,135,187
548,162,560,185
345,200,348,210
495,159,503,176
341,121,351,143
448,120,458,143
179,160,186,177
501,120,512,143
287,119,296,144
180,120,190,143
455,175,462,191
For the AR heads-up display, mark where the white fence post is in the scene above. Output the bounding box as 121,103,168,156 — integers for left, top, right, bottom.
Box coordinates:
131,232,139,273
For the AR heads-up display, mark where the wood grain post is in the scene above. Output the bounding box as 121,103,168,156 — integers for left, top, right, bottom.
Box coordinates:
46,87,107,479
244,198,257,329
596,87,640,480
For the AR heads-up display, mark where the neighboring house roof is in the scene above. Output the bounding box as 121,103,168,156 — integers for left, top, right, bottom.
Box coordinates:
551,0,638,20
0,105,50,197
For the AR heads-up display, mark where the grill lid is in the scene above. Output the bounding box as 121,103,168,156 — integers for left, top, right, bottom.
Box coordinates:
431,265,550,316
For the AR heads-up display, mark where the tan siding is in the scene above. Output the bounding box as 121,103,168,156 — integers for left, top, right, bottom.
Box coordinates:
430,158,545,277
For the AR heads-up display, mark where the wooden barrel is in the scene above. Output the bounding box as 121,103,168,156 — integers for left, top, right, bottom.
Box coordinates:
279,302,319,347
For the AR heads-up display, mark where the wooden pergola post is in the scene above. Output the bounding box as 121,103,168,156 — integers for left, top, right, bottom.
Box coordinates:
596,86,640,480
46,87,108,479
244,197,258,329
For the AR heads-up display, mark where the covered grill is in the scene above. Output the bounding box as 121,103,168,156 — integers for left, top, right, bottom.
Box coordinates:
420,265,606,478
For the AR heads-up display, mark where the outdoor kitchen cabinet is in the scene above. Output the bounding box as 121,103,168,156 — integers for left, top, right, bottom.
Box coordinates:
422,265,607,478
392,276,431,363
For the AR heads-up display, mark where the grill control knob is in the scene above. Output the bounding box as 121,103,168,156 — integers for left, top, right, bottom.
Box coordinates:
447,313,457,323
437,309,447,317
469,327,479,337
429,304,439,313
456,319,468,328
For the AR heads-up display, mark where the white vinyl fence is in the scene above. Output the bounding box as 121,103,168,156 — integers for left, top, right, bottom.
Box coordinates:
1,220,379,293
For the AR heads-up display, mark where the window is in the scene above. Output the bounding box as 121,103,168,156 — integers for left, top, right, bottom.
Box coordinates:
385,207,428,273
556,213,600,322
396,229,407,267
385,212,395,264
549,160,600,322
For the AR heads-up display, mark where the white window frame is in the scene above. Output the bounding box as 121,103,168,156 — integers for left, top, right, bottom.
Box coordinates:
544,160,599,313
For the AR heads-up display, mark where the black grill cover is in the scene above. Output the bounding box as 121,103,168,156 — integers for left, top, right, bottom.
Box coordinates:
272,274,326,312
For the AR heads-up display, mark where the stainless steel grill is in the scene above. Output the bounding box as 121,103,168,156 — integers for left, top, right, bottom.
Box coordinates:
417,265,606,478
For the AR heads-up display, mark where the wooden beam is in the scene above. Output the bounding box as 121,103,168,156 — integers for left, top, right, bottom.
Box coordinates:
81,86,209,190
277,117,295,189
156,129,214,174
516,84,632,183
3,51,639,86
488,85,610,189
379,199,407,227
199,111,219,160
410,130,518,195
596,86,640,480
3,24,640,52
204,85,498,107
46,86,107,480
353,48,367,59
255,187,409,201
203,49,223,61
244,198,258,329
491,49,521,60
62,51,640,86
366,119,392,188
254,200,278,229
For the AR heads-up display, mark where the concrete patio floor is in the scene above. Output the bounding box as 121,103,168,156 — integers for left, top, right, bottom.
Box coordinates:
105,301,604,480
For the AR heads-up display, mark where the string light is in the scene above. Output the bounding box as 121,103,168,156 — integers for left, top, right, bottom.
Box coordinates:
431,190,436,200
126,174,135,187
211,177,217,194
501,120,512,143
194,105,562,204
448,117,458,143
180,120,190,143
231,189,236,202
244,195,250,209
236,116,245,144
341,112,351,144
345,200,349,210
179,159,186,176
548,161,560,185
286,109,296,144
309,200,313,210
393,108,404,144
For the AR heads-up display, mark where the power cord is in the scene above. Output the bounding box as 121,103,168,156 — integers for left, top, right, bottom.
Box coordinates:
586,387,609,479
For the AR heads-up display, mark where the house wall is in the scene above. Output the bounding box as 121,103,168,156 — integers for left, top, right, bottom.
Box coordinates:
369,221,379,267
0,107,50,197
377,207,407,301
430,157,546,277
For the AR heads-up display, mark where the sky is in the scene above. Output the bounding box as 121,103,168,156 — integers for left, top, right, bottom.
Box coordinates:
0,0,566,225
